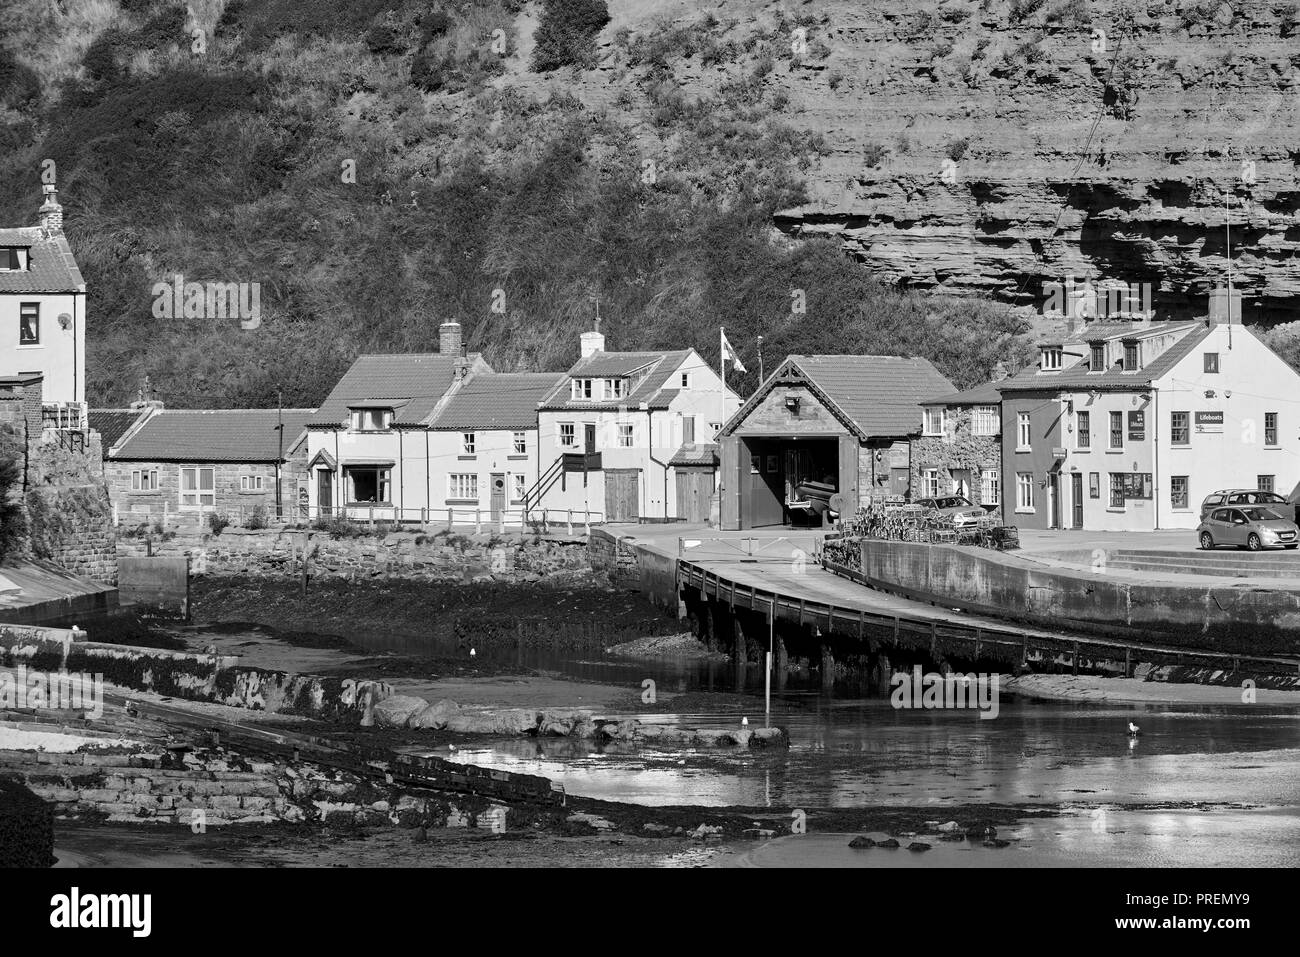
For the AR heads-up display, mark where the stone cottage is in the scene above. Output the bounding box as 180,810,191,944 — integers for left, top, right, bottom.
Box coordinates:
105,408,314,529
913,381,1003,513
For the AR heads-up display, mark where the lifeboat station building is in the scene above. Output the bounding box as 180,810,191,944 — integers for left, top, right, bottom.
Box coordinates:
716,355,954,529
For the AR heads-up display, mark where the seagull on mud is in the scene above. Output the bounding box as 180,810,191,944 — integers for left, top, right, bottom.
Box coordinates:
1127,721,1141,737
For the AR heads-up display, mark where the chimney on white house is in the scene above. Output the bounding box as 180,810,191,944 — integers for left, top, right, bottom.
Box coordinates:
39,184,63,232
580,330,605,358
439,321,463,356
1208,287,1241,324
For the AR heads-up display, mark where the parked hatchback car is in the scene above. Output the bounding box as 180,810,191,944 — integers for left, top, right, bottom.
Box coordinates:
915,495,988,528
1197,506,1300,551
1200,489,1299,524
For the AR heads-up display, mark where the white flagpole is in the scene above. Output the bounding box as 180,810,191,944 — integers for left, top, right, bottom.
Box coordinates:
720,326,726,392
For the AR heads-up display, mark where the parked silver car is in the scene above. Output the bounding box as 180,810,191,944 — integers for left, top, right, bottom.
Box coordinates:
915,495,988,528
1197,506,1300,551
1200,489,1299,524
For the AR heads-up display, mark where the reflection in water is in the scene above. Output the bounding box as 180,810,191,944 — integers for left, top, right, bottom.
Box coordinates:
720,809,1300,868
436,698,1300,811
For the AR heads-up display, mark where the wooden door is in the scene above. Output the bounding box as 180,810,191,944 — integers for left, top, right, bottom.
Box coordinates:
584,423,596,453
489,473,506,521
1071,473,1084,528
317,469,333,517
675,468,713,523
604,469,639,523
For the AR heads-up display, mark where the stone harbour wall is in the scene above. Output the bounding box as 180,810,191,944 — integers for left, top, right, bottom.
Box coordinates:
116,527,595,584
0,744,507,828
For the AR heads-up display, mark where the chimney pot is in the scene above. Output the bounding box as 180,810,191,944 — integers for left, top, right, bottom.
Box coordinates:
439,321,463,356
38,183,63,232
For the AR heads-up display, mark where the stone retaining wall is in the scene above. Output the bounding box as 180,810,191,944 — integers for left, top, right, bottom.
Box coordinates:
117,527,594,584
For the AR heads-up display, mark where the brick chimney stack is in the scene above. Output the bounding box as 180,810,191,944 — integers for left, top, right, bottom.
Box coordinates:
439,321,463,356
39,183,63,232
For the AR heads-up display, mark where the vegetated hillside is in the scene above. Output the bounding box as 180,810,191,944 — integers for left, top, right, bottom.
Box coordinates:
2,0,1293,410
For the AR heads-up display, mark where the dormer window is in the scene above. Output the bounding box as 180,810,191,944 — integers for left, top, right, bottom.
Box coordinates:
602,378,627,400
571,378,594,400
1122,341,1139,371
350,408,392,431
0,247,27,270
1089,342,1105,371
1041,347,1063,371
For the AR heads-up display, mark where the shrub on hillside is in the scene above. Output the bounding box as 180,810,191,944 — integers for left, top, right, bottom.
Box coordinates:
531,0,610,71
418,9,453,44
410,50,450,91
0,47,40,109
862,141,889,166
0,429,27,564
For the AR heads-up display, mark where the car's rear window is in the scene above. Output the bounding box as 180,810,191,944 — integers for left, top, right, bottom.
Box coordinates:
1241,507,1285,522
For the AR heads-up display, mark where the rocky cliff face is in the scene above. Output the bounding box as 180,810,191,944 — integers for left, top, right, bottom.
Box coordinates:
559,0,1300,323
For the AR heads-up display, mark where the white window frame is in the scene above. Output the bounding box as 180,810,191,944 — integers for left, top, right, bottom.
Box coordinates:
512,473,526,502
570,378,594,400
448,473,479,501
240,474,264,492
512,431,527,454
923,407,944,436
345,466,391,505
922,468,940,498
602,378,626,400
1170,475,1189,511
680,372,691,389
131,468,159,492
558,422,576,448
179,466,216,509
462,431,476,455
1076,410,1091,449
350,408,391,432
1041,347,1063,371
980,468,999,506
1017,412,1031,451
1016,472,1034,512
617,423,634,448
972,405,998,436
1108,472,1125,509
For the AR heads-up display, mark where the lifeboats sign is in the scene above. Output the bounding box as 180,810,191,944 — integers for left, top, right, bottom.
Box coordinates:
1195,411,1225,433
1127,410,1145,440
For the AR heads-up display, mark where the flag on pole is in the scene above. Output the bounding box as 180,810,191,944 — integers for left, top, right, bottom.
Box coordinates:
720,327,746,373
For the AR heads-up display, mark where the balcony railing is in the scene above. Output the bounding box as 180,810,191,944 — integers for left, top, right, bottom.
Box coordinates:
42,402,87,432
561,451,602,472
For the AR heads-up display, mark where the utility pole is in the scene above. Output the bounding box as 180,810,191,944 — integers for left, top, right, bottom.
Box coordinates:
276,389,284,521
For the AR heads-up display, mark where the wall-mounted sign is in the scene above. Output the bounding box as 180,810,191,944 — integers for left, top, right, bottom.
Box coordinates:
1195,411,1224,433
1127,410,1145,441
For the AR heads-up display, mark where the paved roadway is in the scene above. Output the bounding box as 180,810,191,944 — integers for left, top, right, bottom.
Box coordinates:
608,524,1085,643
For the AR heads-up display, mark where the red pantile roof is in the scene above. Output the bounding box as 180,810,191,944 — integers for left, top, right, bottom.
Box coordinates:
998,321,1212,392
308,354,489,427
0,227,85,294
88,409,149,453
112,409,316,462
429,372,565,430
